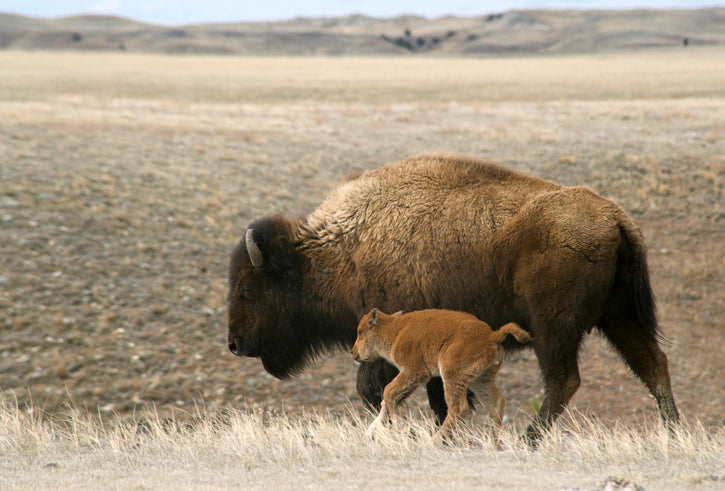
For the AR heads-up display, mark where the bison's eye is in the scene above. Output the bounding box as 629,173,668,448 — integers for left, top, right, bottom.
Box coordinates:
242,284,254,298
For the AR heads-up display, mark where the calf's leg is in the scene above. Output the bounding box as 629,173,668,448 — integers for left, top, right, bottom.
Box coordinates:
426,377,478,427
383,371,422,428
366,400,390,437
436,374,473,441
471,377,506,443
366,369,422,436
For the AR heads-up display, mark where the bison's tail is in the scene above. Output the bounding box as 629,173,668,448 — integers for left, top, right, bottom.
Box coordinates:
612,218,663,342
495,322,533,345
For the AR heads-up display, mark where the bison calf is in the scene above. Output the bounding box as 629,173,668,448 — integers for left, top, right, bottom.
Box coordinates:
352,308,532,441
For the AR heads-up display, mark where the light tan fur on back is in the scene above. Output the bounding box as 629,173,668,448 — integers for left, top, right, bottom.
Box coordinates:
352,308,532,441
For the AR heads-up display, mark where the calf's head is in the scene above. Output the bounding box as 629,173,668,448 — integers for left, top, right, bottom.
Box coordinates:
352,308,384,362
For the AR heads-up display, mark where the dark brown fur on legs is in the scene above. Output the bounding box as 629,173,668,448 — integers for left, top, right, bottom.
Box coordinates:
356,358,399,413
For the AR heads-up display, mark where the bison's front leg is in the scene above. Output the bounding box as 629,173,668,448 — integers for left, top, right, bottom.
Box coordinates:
425,377,449,425
356,358,399,412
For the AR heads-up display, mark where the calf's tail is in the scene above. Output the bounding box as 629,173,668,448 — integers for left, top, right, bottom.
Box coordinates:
495,322,533,345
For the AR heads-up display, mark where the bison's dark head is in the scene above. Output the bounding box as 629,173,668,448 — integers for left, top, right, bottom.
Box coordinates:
227,214,310,379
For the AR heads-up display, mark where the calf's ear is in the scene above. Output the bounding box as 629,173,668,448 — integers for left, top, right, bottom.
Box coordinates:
367,308,380,328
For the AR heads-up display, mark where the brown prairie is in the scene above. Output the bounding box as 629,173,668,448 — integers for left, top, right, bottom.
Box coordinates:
2,51,724,437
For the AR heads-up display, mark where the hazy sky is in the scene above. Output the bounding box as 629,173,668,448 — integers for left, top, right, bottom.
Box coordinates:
2,0,721,25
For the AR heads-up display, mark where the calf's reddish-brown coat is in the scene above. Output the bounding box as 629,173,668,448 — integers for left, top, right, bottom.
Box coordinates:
227,154,680,443
353,308,532,439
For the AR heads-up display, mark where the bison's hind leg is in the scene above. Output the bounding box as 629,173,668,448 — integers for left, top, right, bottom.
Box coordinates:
599,314,680,429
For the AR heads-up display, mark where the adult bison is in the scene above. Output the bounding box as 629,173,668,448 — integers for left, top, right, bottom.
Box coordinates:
227,154,679,442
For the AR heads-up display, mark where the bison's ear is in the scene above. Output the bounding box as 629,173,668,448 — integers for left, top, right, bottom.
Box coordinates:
266,236,297,277
245,215,299,278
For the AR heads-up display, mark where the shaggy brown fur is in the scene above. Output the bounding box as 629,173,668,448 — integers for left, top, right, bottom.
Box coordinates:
227,154,680,443
352,309,532,440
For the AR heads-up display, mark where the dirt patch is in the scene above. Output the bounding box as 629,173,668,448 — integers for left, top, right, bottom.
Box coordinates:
0,53,723,430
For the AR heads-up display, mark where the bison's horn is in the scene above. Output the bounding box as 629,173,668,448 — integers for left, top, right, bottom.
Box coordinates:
245,229,264,269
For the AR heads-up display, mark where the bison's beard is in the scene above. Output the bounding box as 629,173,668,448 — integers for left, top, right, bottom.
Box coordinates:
260,352,301,380
259,343,317,380
254,307,359,380
259,335,352,380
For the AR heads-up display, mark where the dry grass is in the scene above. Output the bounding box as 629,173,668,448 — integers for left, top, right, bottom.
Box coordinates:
2,49,725,104
1,395,723,490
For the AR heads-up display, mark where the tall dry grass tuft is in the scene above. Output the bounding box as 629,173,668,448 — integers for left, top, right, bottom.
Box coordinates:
520,410,725,476
2,393,723,489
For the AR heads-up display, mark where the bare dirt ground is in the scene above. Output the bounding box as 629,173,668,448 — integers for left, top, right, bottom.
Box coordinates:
1,50,724,433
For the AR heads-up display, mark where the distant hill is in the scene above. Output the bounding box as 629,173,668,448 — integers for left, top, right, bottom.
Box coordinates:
0,8,723,55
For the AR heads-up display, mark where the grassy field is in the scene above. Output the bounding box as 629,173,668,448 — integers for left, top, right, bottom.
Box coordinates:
2,49,725,103
1,49,724,487
1,395,724,490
